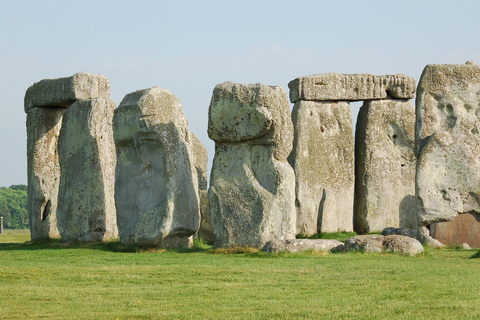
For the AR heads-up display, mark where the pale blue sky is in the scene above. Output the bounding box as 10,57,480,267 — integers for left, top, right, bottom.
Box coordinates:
1,0,479,186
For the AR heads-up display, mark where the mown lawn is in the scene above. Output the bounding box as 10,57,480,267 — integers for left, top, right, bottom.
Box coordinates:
0,230,479,319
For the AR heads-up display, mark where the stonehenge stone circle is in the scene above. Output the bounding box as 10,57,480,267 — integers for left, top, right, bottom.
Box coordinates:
113,87,200,248
288,73,416,103
25,72,110,240
354,98,417,233
208,82,296,248
289,73,417,236
56,98,118,243
289,100,354,235
416,62,480,247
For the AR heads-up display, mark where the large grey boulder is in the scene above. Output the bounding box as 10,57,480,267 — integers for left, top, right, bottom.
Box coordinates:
354,99,417,233
288,100,354,235
26,107,64,240
416,63,480,238
24,72,110,112
263,239,344,253
288,73,416,103
344,234,424,256
56,98,118,243
113,87,200,247
208,82,296,248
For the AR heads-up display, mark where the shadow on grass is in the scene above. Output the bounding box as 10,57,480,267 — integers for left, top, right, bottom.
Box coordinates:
470,250,480,259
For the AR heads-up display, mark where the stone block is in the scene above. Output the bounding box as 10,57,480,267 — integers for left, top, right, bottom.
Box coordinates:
288,73,416,103
114,87,200,247
24,72,110,112
288,100,354,235
56,98,118,243
429,212,480,248
26,107,64,240
354,99,416,233
416,62,480,227
208,82,296,248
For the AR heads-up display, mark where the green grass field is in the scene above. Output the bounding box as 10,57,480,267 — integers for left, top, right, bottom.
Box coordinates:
1,230,479,319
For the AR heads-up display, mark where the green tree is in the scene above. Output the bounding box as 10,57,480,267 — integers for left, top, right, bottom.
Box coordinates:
0,186,28,229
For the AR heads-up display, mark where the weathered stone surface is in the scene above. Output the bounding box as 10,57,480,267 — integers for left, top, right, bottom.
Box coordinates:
24,72,110,112
354,99,417,233
288,73,416,103
114,87,200,247
429,212,480,248
26,107,64,240
345,234,424,256
208,82,296,248
416,63,480,228
288,100,354,235
263,239,344,253
56,98,118,243
382,227,418,239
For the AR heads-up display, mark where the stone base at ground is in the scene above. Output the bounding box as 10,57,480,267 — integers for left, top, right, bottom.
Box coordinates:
263,239,344,253
344,235,424,256
157,235,193,249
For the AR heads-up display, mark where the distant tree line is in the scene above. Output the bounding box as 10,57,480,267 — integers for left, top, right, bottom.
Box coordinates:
0,185,28,229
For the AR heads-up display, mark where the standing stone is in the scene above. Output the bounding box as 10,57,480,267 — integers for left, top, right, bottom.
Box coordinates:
26,107,64,240
416,62,480,247
191,134,212,243
288,100,354,235
25,72,111,240
208,82,296,248
113,87,200,247
56,98,118,243
354,99,417,233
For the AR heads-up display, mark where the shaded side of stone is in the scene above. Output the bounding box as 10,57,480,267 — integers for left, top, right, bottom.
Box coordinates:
24,72,110,112
27,107,65,240
56,98,118,243
288,73,416,103
288,100,354,236
114,87,200,247
429,212,480,248
354,99,416,234
208,82,296,248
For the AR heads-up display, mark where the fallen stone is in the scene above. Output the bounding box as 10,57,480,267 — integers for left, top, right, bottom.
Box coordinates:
208,82,296,248
56,98,118,243
354,99,417,233
263,239,344,253
462,243,472,250
24,72,110,112
416,62,480,229
26,107,65,240
382,227,418,239
288,100,354,235
114,87,200,247
288,73,416,103
344,234,424,256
